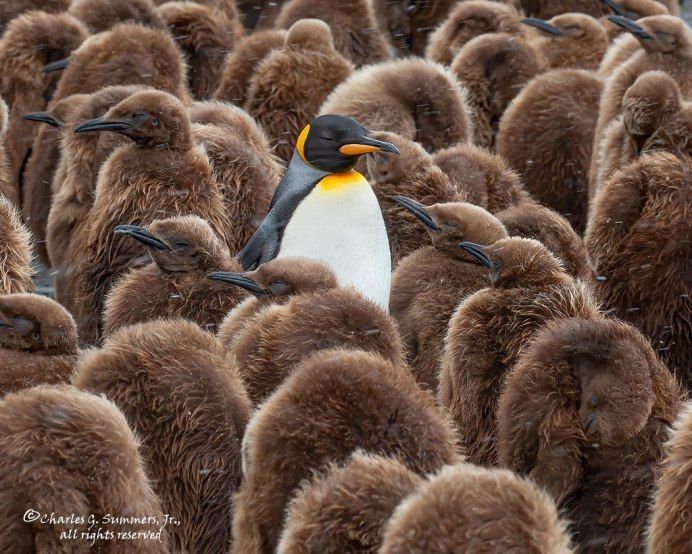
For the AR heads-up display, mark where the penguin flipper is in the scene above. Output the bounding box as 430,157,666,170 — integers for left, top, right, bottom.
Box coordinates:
237,221,281,270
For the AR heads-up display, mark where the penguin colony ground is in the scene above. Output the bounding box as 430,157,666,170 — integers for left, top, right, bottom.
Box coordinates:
0,0,690,552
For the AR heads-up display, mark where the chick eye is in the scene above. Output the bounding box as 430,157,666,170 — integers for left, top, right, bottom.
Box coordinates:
32,332,40,340
174,241,189,249
267,280,289,295
589,397,598,408
442,222,457,229
151,118,160,127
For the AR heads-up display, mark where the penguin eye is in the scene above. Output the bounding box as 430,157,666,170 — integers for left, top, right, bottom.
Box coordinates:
151,118,160,127
589,397,598,408
174,241,189,249
32,332,40,341
442,221,456,229
319,135,335,142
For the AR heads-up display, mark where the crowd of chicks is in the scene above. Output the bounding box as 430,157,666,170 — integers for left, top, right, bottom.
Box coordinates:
0,0,690,552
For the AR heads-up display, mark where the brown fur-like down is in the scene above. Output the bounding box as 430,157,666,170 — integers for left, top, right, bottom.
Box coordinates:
158,1,243,99
68,0,167,32
321,58,472,153
379,463,574,554
276,0,390,67
232,349,461,554
244,19,353,163
0,1,71,32
74,319,252,553
190,100,282,248
451,33,544,149
237,0,287,29
439,237,601,466
648,402,692,553
0,384,167,553
0,97,12,202
0,11,88,206
0,195,34,294
518,0,609,18
425,1,524,65
432,143,530,212
74,90,231,345
277,452,424,553
599,0,669,41
390,201,508,393
213,29,287,105
497,317,685,553
584,152,691,387
497,69,602,234
0,293,78,396
103,215,249,336
365,132,467,265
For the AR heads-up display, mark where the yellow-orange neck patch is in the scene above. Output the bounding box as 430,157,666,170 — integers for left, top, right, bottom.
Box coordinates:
296,124,310,165
317,171,368,193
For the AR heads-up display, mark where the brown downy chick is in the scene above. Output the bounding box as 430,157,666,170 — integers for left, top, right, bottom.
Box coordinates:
244,19,354,163
277,452,424,554
0,385,167,553
69,0,167,32
209,264,404,405
74,319,252,553
103,216,248,337
73,90,231,344
439,237,600,466
518,0,609,18
0,195,34,294
213,29,287,105
379,463,574,554
426,1,524,65
451,32,544,149
585,152,691,387
432,143,530,212
321,58,472,153
232,349,461,554
522,13,609,70
365,132,467,264
0,0,71,33
276,0,390,67
190,100,281,249
599,0,668,42
390,198,508,393
497,69,602,234
158,1,243,99
0,11,88,206
237,0,287,30
498,317,684,553
0,293,78,396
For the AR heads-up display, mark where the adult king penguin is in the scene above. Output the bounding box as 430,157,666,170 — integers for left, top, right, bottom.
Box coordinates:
238,114,399,311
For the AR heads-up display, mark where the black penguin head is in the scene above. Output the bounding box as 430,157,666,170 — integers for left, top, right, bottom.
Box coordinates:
296,114,400,172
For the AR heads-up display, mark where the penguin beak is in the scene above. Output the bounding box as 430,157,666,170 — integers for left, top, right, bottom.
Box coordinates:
41,57,70,73
458,242,491,267
606,16,653,39
113,225,169,250
22,111,60,127
601,0,625,16
521,17,564,36
74,116,136,134
392,195,440,232
339,135,400,156
0,315,35,335
207,272,268,296
584,413,597,432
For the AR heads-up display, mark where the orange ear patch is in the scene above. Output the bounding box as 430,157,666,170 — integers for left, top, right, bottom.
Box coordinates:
339,144,381,156
296,124,311,163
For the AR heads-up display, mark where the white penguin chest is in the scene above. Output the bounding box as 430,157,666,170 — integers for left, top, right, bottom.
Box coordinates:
277,172,392,311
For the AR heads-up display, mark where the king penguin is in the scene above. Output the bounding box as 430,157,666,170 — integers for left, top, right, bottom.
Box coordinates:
238,114,399,311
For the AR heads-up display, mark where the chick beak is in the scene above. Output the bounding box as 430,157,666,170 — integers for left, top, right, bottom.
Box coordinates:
74,116,135,134
0,316,35,335
392,195,440,232
339,135,400,156
113,225,168,250
207,272,268,296
458,242,492,267
41,57,70,73
584,413,597,432
22,111,60,127
606,15,653,39
521,17,564,36
601,0,625,16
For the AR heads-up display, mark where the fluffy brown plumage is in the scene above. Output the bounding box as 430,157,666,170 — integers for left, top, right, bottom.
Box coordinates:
276,0,390,66
518,0,609,18
498,317,684,553
321,58,472,153
599,0,668,41
0,0,71,34
237,0,287,29
277,452,424,554
497,69,602,234
451,32,544,149
0,384,167,553
232,349,461,554
585,152,691,387
68,0,167,32
0,293,78,396
426,0,524,65
439,237,600,466
0,97,11,202
0,195,33,294
380,463,574,554
390,199,508,393
74,319,252,553
244,19,353,163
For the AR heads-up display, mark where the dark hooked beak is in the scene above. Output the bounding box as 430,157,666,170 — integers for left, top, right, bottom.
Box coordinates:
606,16,653,39
601,0,625,16
458,242,491,267
113,225,168,250
0,315,35,334
22,111,60,127
207,272,268,295
339,135,400,156
74,116,134,134
392,195,440,232
41,57,70,73
521,17,564,36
